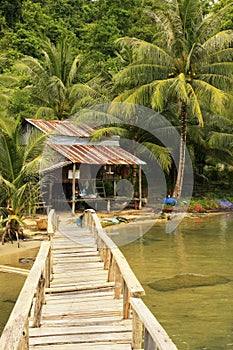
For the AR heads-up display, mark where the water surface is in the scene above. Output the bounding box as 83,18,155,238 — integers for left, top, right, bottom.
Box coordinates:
108,213,233,350
0,246,39,334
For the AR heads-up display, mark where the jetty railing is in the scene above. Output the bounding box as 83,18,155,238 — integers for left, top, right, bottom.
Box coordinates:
82,209,178,350
0,210,58,350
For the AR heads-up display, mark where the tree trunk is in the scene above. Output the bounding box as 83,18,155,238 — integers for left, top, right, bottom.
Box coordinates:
173,102,187,199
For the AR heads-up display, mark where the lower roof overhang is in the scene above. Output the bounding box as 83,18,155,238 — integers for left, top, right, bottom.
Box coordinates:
49,144,146,165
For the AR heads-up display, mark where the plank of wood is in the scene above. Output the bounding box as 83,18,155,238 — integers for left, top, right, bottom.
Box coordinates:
45,291,114,302
0,265,29,276
45,281,115,294
30,342,132,349
34,315,127,328
53,247,97,252
30,324,132,337
52,256,101,263
29,331,132,345
53,251,99,257
42,300,122,315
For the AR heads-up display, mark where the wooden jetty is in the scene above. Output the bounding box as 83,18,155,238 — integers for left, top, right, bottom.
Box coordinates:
0,209,178,350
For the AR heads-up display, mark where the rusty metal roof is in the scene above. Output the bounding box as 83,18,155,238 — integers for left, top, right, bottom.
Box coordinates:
50,144,145,165
25,118,95,137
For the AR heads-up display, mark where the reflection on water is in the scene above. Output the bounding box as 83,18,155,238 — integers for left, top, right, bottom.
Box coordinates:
0,247,39,335
108,213,233,350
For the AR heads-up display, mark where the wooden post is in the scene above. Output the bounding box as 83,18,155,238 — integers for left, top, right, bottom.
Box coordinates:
132,308,143,349
114,263,122,299
103,247,109,270
45,251,50,288
18,318,29,350
48,176,53,207
107,253,115,282
32,272,46,328
139,165,142,210
123,281,131,319
49,234,54,278
72,163,76,215
144,327,156,350
107,199,111,213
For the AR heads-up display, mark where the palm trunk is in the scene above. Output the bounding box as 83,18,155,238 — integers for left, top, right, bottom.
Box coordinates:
173,102,187,199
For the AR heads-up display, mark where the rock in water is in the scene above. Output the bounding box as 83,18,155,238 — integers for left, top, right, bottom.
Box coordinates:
148,273,230,292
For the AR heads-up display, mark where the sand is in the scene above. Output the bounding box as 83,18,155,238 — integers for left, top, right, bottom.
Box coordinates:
0,240,41,258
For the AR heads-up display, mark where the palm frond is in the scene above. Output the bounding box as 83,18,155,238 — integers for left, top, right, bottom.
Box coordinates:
152,79,176,111
197,73,233,92
170,73,189,103
121,82,155,107
192,79,228,115
68,54,82,87
23,130,48,164
182,0,203,35
208,47,233,64
70,83,102,99
35,107,55,118
116,37,173,65
187,84,204,126
202,30,233,53
141,142,172,173
197,3,233,42
0,74,19,87
115,63,173,90
208,132,233,150
91,127,129,142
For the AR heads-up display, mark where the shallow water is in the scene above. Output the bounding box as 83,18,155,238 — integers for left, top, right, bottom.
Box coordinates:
108,213,233,350
0,246,39,334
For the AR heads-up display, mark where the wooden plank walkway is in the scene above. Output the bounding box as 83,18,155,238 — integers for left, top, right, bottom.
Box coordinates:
29,216,133,350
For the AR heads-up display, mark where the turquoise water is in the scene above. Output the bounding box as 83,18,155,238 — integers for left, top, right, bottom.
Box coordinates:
109,213,233,350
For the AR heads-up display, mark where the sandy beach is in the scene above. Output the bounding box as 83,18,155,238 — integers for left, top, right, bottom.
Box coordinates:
0,214,48,262
0,240,41,258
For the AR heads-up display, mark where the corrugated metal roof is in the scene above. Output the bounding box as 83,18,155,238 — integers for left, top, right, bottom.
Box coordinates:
50,144,145,165
25,118,95,137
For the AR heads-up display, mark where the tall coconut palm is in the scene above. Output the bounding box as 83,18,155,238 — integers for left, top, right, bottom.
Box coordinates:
113,0,233,198
15,38,105,120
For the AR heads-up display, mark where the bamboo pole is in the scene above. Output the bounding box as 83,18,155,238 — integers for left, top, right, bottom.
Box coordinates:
72,163,76,215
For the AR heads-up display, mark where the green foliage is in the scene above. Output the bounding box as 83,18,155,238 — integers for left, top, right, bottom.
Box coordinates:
14,37,109,119
0,0,231,201
8,88,35,120
0,117,47,216
0,0,22,27
212,0,233,30
113,0,233,197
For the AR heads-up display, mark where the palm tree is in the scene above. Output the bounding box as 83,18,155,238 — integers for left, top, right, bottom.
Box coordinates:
113,0,233,198
0,117,47,241
91,122,172,190
15,38,105,120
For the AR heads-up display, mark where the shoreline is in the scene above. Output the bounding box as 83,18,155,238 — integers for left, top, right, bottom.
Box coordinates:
0,209,232,259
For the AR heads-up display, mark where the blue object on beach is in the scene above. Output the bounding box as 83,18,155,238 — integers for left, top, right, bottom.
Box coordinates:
76,215,83,226
162,197,177,206
215,199,233,208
